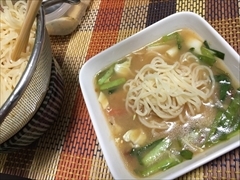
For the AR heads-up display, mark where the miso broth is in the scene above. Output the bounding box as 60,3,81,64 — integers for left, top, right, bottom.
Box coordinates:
94,28,240,178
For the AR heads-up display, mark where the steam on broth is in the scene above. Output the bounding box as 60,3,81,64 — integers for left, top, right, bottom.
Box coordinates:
95,28,240,177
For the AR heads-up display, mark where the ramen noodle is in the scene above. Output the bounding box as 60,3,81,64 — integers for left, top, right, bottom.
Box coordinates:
0,0,36,107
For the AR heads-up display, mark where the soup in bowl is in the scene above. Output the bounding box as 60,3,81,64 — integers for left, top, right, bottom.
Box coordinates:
79,12,239,179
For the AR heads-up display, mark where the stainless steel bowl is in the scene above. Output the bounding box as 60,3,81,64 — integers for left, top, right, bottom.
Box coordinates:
0,6,53,143
0,0,79,150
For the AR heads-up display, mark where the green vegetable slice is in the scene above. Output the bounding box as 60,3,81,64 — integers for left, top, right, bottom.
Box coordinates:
136,154,180,177
141,138,171,166
131,138,194,177
201,46,215,59
180,150,193,160
196,54,216,66
189,48,216,66
206,88,240,145
161,32,183,50
130,138,172,166
97,66,114,85
130,138,164,165
161,32,178,42
190,41,225,66
176,33,183,50
203,41,225,60
214,74,232,101
130,138,163,155
203,40,210,49
99,78,126,91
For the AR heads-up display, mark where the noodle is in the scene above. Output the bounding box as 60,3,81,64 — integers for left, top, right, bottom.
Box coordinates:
123,52,215,129
0,0,36,107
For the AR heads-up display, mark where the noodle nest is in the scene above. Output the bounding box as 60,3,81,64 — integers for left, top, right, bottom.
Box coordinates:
123,52,215,129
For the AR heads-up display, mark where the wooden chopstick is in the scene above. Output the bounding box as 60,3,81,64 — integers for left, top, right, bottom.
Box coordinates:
11,0,42,61
26,0,32,13
22,0,33,52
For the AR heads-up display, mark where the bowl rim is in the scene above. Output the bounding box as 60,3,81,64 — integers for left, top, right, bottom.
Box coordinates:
79,11,240,179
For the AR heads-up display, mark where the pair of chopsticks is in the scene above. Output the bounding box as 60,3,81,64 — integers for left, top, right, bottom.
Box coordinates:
11,0,42,61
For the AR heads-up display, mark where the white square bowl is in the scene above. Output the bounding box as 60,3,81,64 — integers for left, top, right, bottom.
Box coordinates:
79,12,240,179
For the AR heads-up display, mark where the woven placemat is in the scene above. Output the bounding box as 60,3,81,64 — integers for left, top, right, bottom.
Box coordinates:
0,0,239,179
